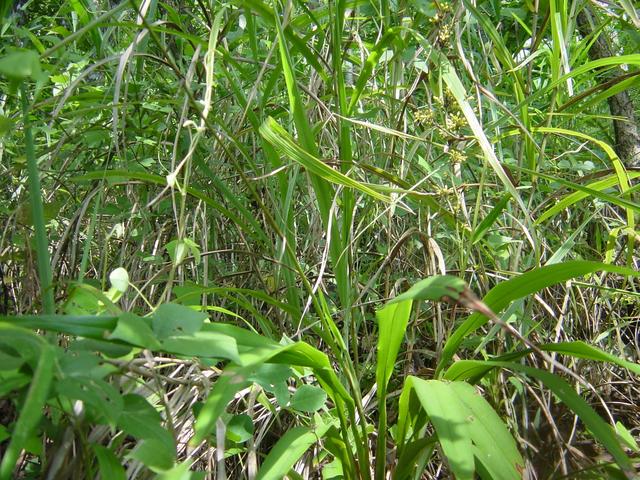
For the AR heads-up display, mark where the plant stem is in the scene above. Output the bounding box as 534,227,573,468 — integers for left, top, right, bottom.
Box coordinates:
21,84,54,315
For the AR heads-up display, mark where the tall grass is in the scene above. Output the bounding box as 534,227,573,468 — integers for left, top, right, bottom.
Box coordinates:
0,0,638,478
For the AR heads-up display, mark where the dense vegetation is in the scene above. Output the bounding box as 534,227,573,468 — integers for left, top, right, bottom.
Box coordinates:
1,0,639,478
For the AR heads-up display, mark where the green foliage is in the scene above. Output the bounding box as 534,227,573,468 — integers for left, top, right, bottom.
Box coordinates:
1,0,639,478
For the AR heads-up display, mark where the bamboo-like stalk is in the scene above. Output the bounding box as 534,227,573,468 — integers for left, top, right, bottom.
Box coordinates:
21,84,54,315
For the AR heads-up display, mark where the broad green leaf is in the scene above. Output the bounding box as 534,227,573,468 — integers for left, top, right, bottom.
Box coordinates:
72,338,133,358
58,350,116,379
290,384,327,413
249,363,292,407
55,377,123,425
1,314,118,339
456,389,524,480
0,50,44,81
109,312,160,349
128,438,175,472
192,367,252,445
393,436,437,480
0,372,30,396
166,239,200,266
152,303,208,340
413,379,474,480
92,444,126,480
376,300,412,391
183,238,201,265
165,240,188,266
0,350,25,371
63,283,122,315
157,461,205,480
256,424,330,480
268,344,353,408
117,394,175,455
159,332,240,363
407,377,524,480
227,414,254,443
0,115,13,137
0,324,47,364
437,261,640,375
193,340,352,445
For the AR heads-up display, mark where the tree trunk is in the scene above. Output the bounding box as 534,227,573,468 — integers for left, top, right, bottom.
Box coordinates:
576,8,640,168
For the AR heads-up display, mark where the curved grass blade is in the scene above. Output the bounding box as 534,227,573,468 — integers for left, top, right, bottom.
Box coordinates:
515,54,640,111
437,57,531,222
518,167,640,217
445,362,634,476
445,340,640,382
540,341,640,375
348,28,401,113
532,126,633,228
260,117,390,202
534,171,640,225
437,261,640,375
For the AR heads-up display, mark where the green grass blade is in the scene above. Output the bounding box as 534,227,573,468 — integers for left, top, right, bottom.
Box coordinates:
348,28,400,113
437,261,640,375
256,424,330,480
454,362,635,475
539,341,640,375
535,171,640,225
388,275,467,306
516,54,640,111
518,167,640,217
260,117,390,202
445,339,640,382
407,377,524,480
0,336,54,480
437,57,531,221
471,193,512,244
375,300,412,478
237,0,329,82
